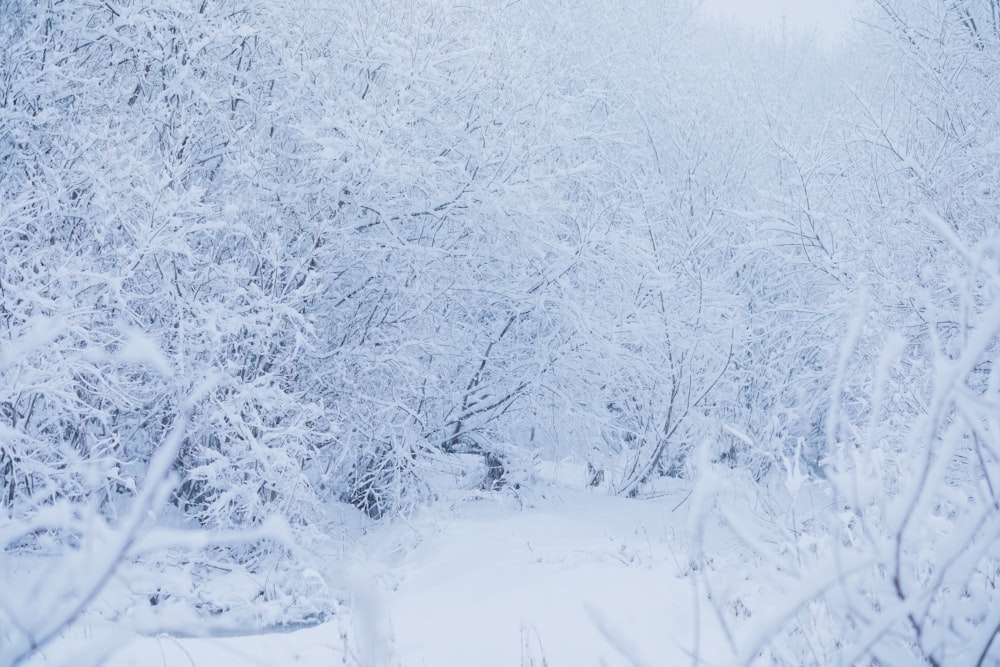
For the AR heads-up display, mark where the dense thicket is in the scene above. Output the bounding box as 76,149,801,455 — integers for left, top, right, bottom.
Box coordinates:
2,0,999,664
0,0,740,528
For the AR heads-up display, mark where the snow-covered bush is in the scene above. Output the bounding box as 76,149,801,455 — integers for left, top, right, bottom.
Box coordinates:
716,214,1000,667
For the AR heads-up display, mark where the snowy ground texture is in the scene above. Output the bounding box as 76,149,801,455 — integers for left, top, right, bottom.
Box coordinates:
17,453,1000,667
23,470,764,667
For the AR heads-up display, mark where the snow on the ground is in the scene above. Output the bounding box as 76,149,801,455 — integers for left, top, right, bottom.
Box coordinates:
95,623,346,667
32,480,745,667
385,489,722,666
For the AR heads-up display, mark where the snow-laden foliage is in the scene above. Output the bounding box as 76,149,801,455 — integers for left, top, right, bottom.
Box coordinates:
690,2,1000,664
700,218,1000,666
3,0,1000,662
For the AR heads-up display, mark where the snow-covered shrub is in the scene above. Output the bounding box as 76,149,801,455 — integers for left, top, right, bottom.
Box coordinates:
726,215,1000,666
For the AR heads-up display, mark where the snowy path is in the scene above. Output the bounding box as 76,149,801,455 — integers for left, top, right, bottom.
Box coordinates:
387,493,708,666
87,490,732,667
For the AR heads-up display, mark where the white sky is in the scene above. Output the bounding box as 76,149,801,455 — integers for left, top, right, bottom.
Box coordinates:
699,0,862,48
